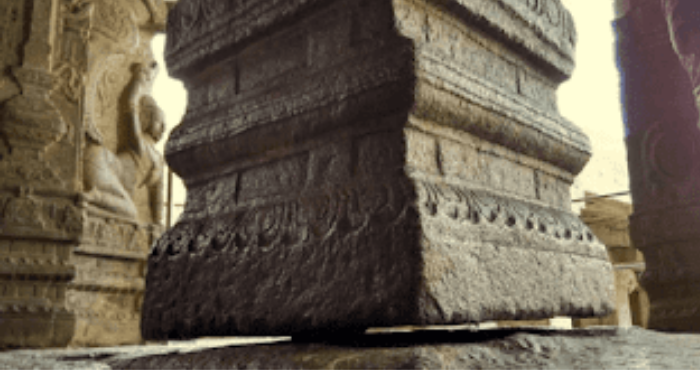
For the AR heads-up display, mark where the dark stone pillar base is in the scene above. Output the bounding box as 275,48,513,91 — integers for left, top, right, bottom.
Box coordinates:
142,0,615,339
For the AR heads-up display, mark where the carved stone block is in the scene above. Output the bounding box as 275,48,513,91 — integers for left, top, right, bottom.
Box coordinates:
142,0,615,338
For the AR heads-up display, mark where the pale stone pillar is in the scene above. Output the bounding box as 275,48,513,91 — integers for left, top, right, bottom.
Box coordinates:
0,0,170,347
573,194,648,328
142,0,615,339
616,0,700,331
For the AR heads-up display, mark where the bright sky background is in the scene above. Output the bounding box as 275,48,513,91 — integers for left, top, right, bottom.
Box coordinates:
150,2,630,225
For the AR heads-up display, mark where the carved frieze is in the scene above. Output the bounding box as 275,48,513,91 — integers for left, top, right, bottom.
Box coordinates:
0,158,63,186
167,174,603,261
0,194,84,238
78,215,162,259
54,0,94,104
0,255,74,281
144,169,612,338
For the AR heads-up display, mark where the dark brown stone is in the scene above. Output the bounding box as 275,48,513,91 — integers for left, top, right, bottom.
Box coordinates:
142,0,615,339
616,0,700,331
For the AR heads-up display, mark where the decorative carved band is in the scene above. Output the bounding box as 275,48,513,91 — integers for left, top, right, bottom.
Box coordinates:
78,215,162,260
0,194,84,239
0,257,74,281
153,174,604,261
0,304,72,315
413,175,608,260
165,0,576,78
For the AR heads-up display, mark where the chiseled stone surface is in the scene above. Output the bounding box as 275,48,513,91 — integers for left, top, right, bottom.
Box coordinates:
142,0,614,338
0,0,170,347
3,328,700,369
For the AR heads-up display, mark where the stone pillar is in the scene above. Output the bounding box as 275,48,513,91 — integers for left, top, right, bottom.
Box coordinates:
0,0,169,347
616,0,700,331
574,193,648,328
142,0,615,339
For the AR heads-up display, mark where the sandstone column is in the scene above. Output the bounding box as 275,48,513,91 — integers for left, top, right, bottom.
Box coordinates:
616,0,700,331
142,0,615,339
0,0,170,347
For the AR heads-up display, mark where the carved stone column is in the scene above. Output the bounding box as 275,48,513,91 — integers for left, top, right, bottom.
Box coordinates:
142,0,615,339
0,0,169,347
616,0,700,331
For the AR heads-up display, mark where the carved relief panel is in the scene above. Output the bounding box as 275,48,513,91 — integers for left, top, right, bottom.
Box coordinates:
0,0,169,348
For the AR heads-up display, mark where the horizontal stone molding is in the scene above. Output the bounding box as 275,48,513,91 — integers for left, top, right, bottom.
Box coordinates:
0,258,74,281
142,173,612,338
78,215,163,261
164,0,587,182
0,303,72,316
165,0,575,79
0,194,84,241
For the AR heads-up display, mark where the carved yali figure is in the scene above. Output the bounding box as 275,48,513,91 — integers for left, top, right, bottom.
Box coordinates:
83,61,165,223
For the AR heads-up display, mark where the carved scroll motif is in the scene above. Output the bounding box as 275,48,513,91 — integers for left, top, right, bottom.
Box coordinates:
84,54,126,146
54,0,94,104
93,0,138,47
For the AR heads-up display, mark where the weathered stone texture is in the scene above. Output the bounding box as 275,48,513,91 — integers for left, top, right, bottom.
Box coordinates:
575,194,648,329
617,0,700,331
142,0,614,339
0,0,170,347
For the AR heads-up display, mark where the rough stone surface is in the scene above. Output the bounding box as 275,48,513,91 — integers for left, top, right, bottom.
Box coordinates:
142,0,615,338
617,0,700,331
575,193,648,328
2,328,700,369
0,0,170,347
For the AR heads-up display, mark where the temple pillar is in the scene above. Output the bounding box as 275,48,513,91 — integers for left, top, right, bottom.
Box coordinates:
615,0,700,331
142,0,615,339
574,193,648,329
0,0,169,347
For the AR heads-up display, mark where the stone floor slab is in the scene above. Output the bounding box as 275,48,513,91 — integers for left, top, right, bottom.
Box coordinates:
3,327,700,369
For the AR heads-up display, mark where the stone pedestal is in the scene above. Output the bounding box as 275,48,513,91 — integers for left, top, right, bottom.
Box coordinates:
0,0,169,347
142,0,615,339
616,0,700,331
